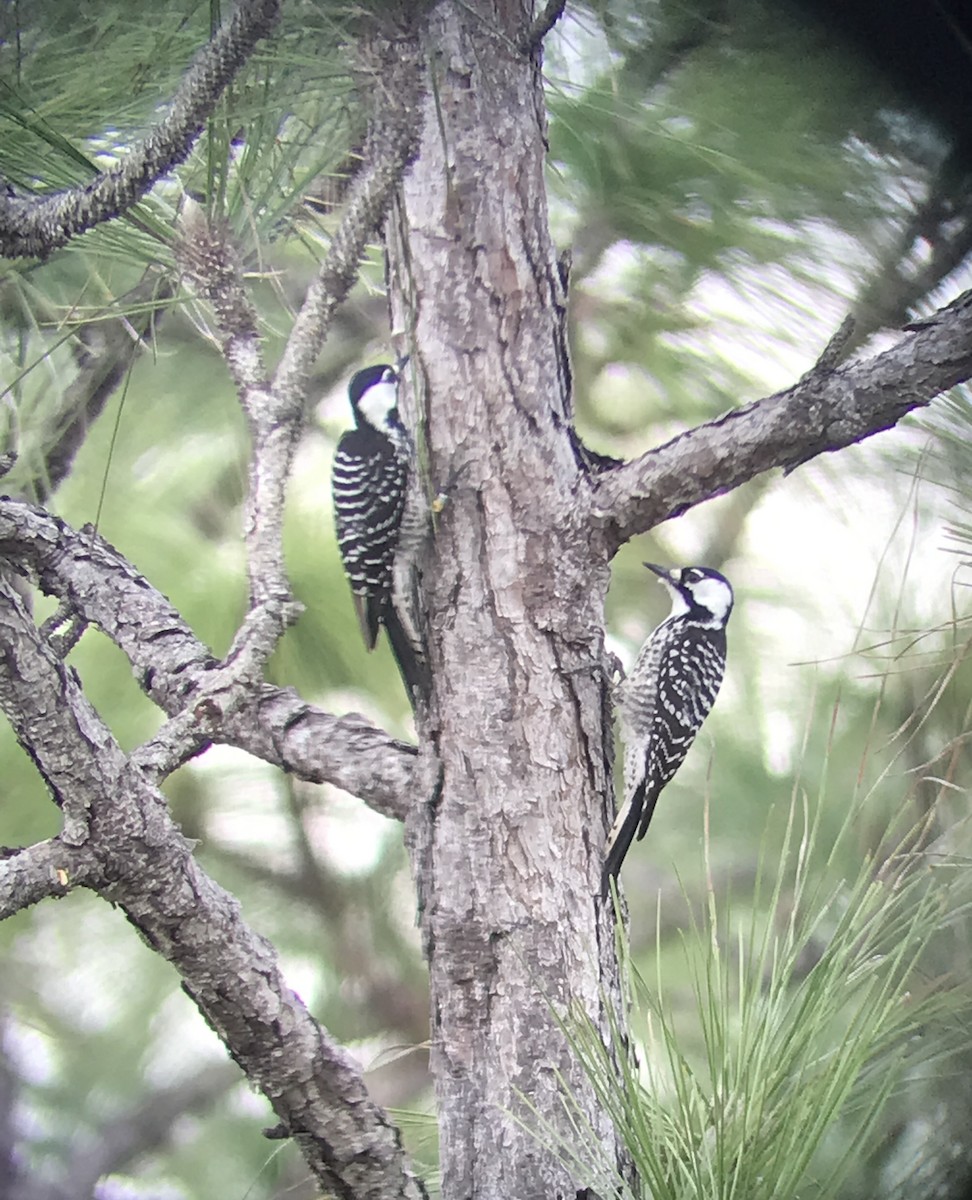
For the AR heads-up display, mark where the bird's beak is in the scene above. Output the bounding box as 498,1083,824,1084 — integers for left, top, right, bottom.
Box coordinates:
643,562,674,583
396,352,410,372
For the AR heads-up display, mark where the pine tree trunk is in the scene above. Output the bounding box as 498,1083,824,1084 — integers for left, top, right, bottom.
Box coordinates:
386,2,625,1195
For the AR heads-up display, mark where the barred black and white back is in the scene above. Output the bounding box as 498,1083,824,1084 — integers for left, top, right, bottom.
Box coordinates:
331,363,430,703
602,564,733,897
332,365,409,648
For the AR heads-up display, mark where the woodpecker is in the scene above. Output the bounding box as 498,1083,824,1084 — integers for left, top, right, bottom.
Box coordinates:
332,364,428,699
602,563,733,897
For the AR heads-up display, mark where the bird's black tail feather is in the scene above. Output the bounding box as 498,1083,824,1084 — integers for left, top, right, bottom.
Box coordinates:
601,786,644,899
384,606,431,709
601,783,663,899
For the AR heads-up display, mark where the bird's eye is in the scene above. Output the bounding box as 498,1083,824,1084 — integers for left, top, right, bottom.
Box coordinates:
685,568,703,583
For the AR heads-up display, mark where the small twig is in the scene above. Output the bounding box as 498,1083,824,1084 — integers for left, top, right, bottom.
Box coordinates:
176,208,267,399
39,599,88,657
176,208,297,670
273,33,425,408
521,0,567,54
799,314,856,381
0,839,93,920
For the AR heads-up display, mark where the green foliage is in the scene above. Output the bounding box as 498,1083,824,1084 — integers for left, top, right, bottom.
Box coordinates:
554,791,970,1198
547,0,951,444
0,0,360,259
592,459,972,1197
917,385,972,558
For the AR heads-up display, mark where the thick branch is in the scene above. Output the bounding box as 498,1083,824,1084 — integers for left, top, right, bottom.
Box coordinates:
593,288,972,549
0,0,280,260
0,582,426,1200
0,500,416,819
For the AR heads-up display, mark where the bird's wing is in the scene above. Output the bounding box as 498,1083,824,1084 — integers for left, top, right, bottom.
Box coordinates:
636,626,726,838
332,433,408,649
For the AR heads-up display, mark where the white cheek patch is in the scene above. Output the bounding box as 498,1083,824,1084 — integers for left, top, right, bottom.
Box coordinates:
691,577,733,621
358,380,398,429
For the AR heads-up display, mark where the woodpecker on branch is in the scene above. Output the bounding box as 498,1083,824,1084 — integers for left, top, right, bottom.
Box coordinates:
603,563,733,897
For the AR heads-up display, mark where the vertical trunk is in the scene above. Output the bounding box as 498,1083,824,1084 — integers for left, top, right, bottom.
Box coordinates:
386,2,624,1196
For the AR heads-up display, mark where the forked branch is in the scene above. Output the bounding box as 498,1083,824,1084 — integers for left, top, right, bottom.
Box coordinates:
0,499,417,818
0,578,426,1200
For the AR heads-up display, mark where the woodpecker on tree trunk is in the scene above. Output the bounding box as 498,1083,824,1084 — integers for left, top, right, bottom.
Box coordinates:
331,364,429,703
603,563,734,897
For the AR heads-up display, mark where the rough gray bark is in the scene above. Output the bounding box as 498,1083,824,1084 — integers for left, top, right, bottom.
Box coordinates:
386,3,622,1196
382,5,972,1198
0,10,429,1192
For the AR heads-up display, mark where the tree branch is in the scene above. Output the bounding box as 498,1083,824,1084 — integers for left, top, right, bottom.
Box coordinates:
0,839,94,920
176,210,267,401
592,288,972,550
4,1063,239,1200
521,0,567,54
7,275,171,505
0,1015,18,1194
174,205,289,660
849,154,972,351
0,580,426,1200
0,0,281,260
0,499,416,820
245,27,426,672
273,29,425,407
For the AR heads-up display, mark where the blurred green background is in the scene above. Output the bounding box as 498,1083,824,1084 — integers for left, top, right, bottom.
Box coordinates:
1,1,970,1196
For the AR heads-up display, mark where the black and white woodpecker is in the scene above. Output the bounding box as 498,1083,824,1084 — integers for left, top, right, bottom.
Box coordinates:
602,563,734,897
331,363,428,701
